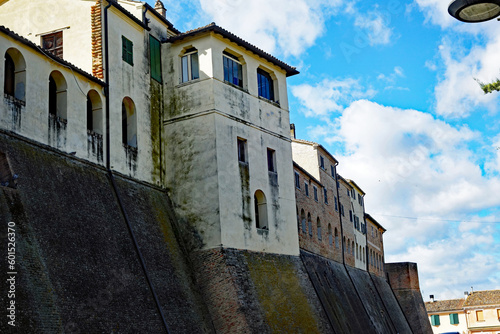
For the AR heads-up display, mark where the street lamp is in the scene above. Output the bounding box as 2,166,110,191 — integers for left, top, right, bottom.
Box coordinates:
448,0,500,22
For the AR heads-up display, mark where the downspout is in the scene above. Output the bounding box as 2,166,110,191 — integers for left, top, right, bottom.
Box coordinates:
103,2,170,333
334,172,345,265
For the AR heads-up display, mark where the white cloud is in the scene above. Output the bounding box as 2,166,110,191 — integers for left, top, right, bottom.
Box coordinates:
354,10,393,46
196,0,343,57
291,79,376,118
413,0,455,29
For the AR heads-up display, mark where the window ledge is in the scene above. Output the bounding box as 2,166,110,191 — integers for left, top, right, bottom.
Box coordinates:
258,96,280,107
49,114,67,124
177,78,201,88
123,144,138,153
4,94,26,106
223,80,247,93
239,161,248,166
257,228,269,235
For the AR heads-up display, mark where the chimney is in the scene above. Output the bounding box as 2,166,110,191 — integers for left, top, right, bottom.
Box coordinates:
464,291,469,298
290,123,296,139
154,0,166,17
430,295,434,302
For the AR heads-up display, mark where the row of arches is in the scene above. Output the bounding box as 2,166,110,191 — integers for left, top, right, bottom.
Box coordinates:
343,236,367,264
368,248,384,272
3,48,138,149
297,208,339,249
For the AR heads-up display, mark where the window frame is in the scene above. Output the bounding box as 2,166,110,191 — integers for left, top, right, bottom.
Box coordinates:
476,310,484,322
41,31,63,58
267,148,276,173
181,47,200,83
323,187,328,204
257,68,274,101
430,314,440,326
237,137,247,164
149,35,162,82
294,172,300,189
313,185,318,202
223,51,243,88
305,182,309,197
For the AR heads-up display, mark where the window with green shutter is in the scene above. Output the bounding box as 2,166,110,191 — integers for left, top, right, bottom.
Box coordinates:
122,36,133,66
449,313,459,325
149,35,161,82
430,314,440,326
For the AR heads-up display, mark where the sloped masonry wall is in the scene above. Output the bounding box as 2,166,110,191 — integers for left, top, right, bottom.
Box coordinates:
0,131,213,333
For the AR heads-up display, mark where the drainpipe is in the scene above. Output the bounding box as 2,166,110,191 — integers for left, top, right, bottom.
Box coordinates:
334,173,345,265
103,2,169,333
142,5,149,28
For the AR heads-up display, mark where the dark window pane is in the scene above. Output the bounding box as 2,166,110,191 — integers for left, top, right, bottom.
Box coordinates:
191,52,199,80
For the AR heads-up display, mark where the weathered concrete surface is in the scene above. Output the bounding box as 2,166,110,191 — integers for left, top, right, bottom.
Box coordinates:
386,262,433,334
0,132,212,333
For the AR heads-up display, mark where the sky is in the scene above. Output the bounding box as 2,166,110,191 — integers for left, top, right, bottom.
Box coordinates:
154,0,500,300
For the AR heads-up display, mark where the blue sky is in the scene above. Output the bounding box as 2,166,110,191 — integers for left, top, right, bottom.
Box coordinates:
155,0,500,299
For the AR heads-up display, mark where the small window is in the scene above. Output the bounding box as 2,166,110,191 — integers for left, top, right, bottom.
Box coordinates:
323,188,328,204
476,310,484,321
181,47,200,83
317,218,322,240
305,182,309,197
307,213,312,236
42,31,63,58
430,314,440,326
313,186,318,201
301,209,306,233
328,224,332,246
341,204,344,216
254,190,268,230
86,90,103,134
223,51,242,87
334,196,338,211
294,172,300,189
335,228,339,248
257,68,274,101
149,35,162,82
347,189,350,197
122,36,133,65
4,48,26,101
48,71,67,119
320,156,325,169
267,148,276,173
122,97,137,148
349,210,353,222
237,138,247,163
331,165,335,178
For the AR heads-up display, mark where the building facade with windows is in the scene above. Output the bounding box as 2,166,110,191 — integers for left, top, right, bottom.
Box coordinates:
366,213,385,277
426,290,500,334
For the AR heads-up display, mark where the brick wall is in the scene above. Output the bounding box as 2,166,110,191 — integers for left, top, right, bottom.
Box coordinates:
366,217,385,277
91,2,103,79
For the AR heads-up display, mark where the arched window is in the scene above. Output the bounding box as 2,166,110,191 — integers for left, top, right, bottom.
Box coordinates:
362,247,365,263
317,217,322,240
4,48,26,101
328,224,332,246
87,90,103,134
356,242,359,259
335,228,339,249
257,67,276,101
343,236,346,252
301,209,306,233
122,97,137,148
351,241,354,256
254,190,268,230
296,206,300,231
307,213,312,237
48,71,67,119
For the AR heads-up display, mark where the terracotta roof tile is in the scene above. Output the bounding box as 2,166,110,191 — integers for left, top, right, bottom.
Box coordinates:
464,290,500,308
425,299,465,313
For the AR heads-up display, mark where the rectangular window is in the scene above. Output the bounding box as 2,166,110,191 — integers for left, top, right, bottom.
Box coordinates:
181,48,200,83
122,36,133,65
341,204,344,217
294,172,300,189
347,189,350,197
320,156,325,169
42,31,63,58
477,310,484,321
331,165,335,178
223,51,242,87
334,196,338,211
449,313,459,325
267,148,276,172
257,69,274,101
305,182,309,197
149,35,162,82
497,309,500,319
324,188,328,204
237,138,247,163
313,186,318,201
430,314,440,326
349,210,353,222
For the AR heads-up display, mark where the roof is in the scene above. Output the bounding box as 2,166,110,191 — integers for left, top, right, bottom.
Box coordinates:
337,174,353,189
292,139,339,165
293,161,322,187
365,213,386,232
425,299,465,313
0,26,105,86
464,290,500,308
143,3,181,34
109,0,150,31
347,179,365,195
166,23,299,77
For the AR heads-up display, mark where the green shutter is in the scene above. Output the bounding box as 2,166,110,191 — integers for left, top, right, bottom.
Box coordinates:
149,35,161,82
431,314,440,326
449,313,459,325
122,36,133,66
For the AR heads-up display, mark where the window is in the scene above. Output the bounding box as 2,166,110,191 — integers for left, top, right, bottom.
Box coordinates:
430,314,440,326
122,97,137,148
352,241,354,256
317,218,321,240
301,209,306,233
331,165,335,178
358,195,363,206
323,188,328,204
335,228,339,249
257,68,274,101
341,204,344,217
476,310,484,322
267,148,276,172
334,196,338,211
307,213,312,236
328,224,332,246
223,51,242,87
320,156,325,169
149,36,162,82
42,31,63,58
305,182,309,197
349,210,353,222
48,71,67,119
237,138,247,163
122,36,133,65
86,90,103,134
294,172,300,189
181,47,199,83
4,48,26,101
313,186,318,201
254,190,268,230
